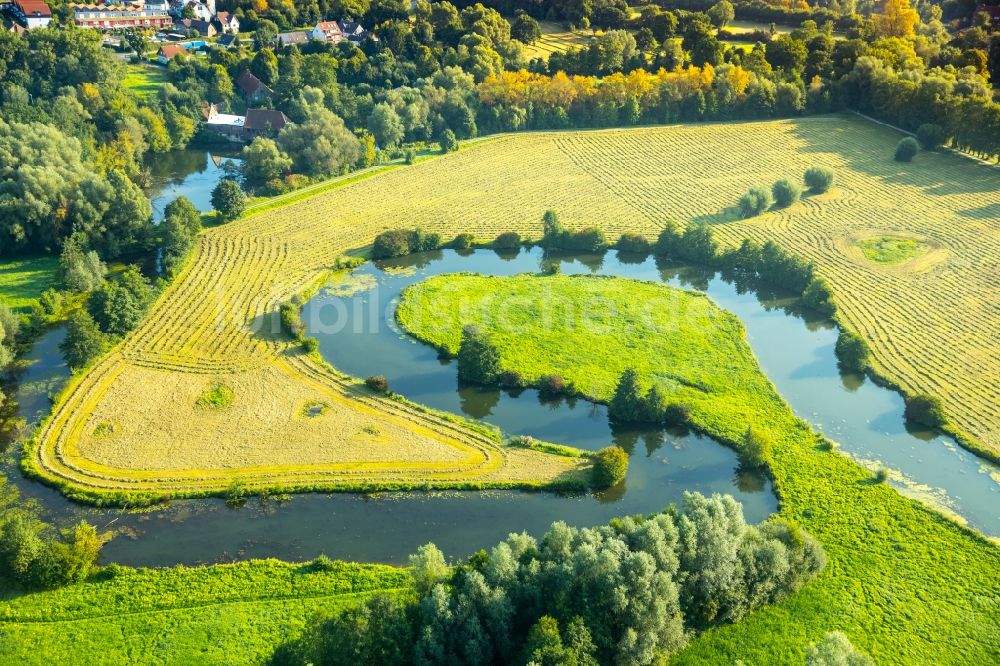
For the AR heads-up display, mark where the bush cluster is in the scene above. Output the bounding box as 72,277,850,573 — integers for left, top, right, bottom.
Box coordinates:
539,210,608,252
365,375,389,393
616,232,652,254
803,166,835,194
738,185,773,218
771,178,802,208
894,137,919,162
451,233,475,250
904,394,947,429
835,330,871,374
591,446,629,487
608,368,689,427
371,228,443,260
916,123,946,150
456,325,502,384
493,231,522,250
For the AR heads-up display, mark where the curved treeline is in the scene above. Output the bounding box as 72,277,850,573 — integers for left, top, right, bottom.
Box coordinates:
271,492,825,665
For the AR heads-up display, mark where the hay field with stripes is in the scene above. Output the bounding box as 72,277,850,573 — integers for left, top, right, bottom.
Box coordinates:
28,113,1000,500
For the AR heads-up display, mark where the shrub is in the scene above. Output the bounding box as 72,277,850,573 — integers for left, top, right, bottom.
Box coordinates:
439,129,458,153
591,446,629,487
493,231,521,249
451,233,475,250
663,402,692,427
498,370,524,388
904,393,947,429
916,123,946,150
835,330,870,373
802,277,836,316
616,233,652,254
538,374,566,396
404,147,416,164
743,425,772,468
873,466,889,483
806,631,873,666
566,227,608,252
738,185,773,218
894,136,919,162
803,166,834,193
365,375,389,393
771,178,801,208
371,229,412,259
456,325,501,384
301,337,318,352
653,221,683,257
309,554,337,571
408,229,442,252
278,302,305,340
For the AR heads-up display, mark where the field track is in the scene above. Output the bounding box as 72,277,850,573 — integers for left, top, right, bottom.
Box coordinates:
29,114,1000,498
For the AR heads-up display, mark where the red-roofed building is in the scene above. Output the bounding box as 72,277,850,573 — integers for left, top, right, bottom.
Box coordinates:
311,20,343,44
157,42,187,63
236,69,273,103
10,0,52,28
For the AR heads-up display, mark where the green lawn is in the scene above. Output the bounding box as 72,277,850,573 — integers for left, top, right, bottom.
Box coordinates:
398,273,1000,665
0,257,59,312
858,236,925,264
0,559,411,664
123,63,168,100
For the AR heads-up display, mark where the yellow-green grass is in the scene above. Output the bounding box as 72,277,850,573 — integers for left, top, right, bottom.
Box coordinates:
0,256,59,312
123,63,168,100
397,272,1000,664
858,235,926,264
520,21,594,61
0,559,412,665
28,114,1000,500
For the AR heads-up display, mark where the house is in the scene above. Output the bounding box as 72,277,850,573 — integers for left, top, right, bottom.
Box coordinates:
3,18,28,34
157,42,187,63
202,103,291,142
173,0,212,21
9,0,53,29
72,1,172,31
236,69,273,103
276,30,309,47
311,20,343,44
244,109,291,138
338,19,370,43
974,4,1000,26
216,33,238,48
212,10,237,34
176,17,215,36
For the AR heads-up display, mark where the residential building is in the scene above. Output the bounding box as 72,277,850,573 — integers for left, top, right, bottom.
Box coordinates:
216,33,238,48
157,42,187,63
276,30,309,47
171,0,212,21
72,1,172,31
202,103,291,142
236,69,273,103
175,16,215,36
311,20,343,44
338,19,370,43
212,10,237,33
9,0,52,29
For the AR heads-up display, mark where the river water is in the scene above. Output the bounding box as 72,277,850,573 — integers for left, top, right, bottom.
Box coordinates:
3,247,996,567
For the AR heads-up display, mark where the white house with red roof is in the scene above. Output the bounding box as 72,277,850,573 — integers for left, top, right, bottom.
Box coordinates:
311,20,343,44
10,0,52,28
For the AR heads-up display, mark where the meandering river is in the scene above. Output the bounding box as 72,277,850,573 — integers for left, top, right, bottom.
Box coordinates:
4,247,996,567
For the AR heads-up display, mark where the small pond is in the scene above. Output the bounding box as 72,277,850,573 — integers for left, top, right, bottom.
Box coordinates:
145,148,243,221
4,247,997,568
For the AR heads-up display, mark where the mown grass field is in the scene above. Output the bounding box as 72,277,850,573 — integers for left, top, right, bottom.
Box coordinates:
397,273,1000,664
520,21,593,61
28,113,1000,497
0,256,59,312
123,63,168,100
0,559,411,664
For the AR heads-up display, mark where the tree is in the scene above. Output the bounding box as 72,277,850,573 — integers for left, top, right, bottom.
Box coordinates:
122,28,149,57
59,235,106,292
60,310,107,370
802,277,835,316
211,179,246,222
439,128,458,153
457,325,502,384
409,543,449,594
87,265,151,338
163,196,201,237
609,368,649,422
916,123,946,150
766,36,808,75
904,394,947,429
253,20,279,52
742,426,772,468
591,446,629,487
240,138,292,183
511,12,542,44
739,186,773,218
804,166,835,193
806,631,874,666
835,330,870,373
894,136,918,162
706,1,734,29
278,108,361,177
874,0,918,39
250,49,279,86
368,102,405,150
772,178,801,208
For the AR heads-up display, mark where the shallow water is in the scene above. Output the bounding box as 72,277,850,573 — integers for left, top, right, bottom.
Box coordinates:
145,148,243,222
4,247,996,568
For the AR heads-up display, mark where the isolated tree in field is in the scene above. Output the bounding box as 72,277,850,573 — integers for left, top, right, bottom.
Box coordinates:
439,128,458,153
804,166,835,193
457,325,501,383
511,11,541,44
592,446,629,487
409,542,449,594
894,137,918,162
739,185,773,218
211,179,246,222
835,330,870,373
60,310,107,371
707,0,734,28
805,631,873,666
916,123,946,150
904,393,946,429
368,102,405,149
240,137,292,183
772,178,801,208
